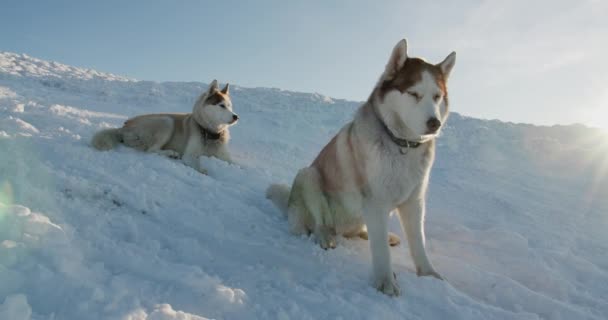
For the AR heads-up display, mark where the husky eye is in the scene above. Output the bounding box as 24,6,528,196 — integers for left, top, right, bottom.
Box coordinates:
433,94,442,102
407,91,421,100
219,104,227,109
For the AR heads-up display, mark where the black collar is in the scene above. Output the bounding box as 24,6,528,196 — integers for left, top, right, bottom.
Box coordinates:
198,125,222,140
380,121,421,148
372,104,423,149
192,114,223,140
203,129,221,140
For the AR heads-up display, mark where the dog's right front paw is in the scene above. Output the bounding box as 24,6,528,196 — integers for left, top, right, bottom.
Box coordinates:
315,226,336,250
316,233,336,250
375,273,400,296
318,237,336,250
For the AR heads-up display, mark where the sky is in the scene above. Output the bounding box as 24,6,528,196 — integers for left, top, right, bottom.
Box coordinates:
1,0,607,128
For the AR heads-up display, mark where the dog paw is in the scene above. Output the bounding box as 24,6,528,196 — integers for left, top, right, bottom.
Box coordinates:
416,267,443,280
315,226,336,250
158,150,180,159
317,235,336,250
375,273,400,296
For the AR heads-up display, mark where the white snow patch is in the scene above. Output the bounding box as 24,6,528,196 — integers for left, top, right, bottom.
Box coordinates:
0,86,17,99
0,116,39,135
0,52,133,82
124,304,210,320
12,103,25,113
0,294,32,320
49,104,125,120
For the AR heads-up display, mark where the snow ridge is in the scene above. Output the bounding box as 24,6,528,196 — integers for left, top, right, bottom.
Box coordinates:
0,52,133,82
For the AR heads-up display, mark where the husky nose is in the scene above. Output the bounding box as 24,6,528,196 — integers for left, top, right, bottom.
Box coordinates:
426,118,441,133
232,114,239,121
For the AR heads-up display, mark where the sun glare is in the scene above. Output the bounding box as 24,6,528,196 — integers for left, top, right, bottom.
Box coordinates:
588,120,608,136
598,127,608,140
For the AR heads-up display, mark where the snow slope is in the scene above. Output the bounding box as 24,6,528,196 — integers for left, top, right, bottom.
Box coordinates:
1,51,607,320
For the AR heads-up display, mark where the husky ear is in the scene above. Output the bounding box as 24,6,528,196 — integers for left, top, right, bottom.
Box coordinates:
437,52,456,79
221,83,230,95
385,39,408,77
208,79,219,93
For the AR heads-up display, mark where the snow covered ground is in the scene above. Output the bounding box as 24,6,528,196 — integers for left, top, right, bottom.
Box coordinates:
0,51,607,320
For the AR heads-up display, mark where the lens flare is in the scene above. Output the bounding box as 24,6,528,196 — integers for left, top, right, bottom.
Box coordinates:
580,131,608,210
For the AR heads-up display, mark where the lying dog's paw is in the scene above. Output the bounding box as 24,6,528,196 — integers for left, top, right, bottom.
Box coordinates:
157,150,181,159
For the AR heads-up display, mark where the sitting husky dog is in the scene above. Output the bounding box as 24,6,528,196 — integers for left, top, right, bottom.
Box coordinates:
91,80,238,173
266,39,455,296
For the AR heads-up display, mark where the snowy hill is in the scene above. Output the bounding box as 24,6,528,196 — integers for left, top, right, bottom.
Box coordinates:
1,51,607,320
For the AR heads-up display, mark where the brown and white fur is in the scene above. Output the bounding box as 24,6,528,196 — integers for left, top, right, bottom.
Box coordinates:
91,80,238,173
266,39,456,296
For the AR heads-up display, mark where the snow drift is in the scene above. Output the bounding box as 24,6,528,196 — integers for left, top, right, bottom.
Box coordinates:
1,51,607,319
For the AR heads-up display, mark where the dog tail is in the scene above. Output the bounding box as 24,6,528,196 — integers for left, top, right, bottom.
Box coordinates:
91,128,122,151
266,183,291,215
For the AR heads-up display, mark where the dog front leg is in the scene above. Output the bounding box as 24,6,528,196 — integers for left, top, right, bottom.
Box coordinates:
397,194,442,280
215,146,233,164
364,205,400,296
182,154,207,175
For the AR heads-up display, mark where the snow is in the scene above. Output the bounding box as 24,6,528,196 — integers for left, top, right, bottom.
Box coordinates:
0,294,32,320
0,52,133,82
0,51,607,320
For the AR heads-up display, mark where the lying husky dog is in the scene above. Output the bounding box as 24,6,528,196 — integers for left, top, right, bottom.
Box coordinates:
266,39,455,296
91,80,238,173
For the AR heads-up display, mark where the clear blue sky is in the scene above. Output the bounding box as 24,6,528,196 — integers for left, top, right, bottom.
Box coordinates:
1,0,607,128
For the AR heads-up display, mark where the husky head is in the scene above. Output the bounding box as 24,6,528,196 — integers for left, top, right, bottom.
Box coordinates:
193,80,238,133
372,39,456,142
